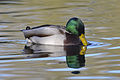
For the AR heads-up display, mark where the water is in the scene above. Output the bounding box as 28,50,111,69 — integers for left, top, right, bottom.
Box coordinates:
0,0,120,80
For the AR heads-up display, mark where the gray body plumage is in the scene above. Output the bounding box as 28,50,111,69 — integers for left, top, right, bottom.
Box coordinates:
22,25,81,46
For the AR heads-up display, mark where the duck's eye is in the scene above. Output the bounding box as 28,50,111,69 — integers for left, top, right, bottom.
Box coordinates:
73,24,77,27
75,24,78,29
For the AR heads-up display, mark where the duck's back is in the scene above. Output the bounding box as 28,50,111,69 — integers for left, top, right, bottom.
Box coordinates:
22,25,65,39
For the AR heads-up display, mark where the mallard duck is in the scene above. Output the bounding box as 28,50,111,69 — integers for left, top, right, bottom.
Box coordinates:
21,17,87,46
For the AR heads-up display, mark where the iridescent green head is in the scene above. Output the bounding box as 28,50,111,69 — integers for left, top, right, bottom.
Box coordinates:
66,17,87,46
66,17,85,36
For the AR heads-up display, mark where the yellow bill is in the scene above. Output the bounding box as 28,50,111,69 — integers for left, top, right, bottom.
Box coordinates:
79,34,88,46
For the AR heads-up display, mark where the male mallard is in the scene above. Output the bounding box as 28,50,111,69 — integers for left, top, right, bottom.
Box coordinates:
21,17,87,46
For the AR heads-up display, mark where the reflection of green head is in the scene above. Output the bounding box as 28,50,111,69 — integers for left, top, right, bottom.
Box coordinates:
65,45,86,68
66,17,85,36
66,55,85,68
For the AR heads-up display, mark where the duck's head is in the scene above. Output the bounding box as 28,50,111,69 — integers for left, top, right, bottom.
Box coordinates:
66,17,87,46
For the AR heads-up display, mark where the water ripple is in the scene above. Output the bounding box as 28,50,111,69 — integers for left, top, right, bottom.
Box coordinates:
85,53,107,57
108,46,120,49
0,25,8,28
88,41,111,49
0,0,23,5
0,11,21,14
0,74,24,77
0,55,25,59
0,56,66,63
101,37,120,40
66,76,116,79
47,67,87,71
98,59,120,63
0,74,16,77
0,68,15,71
0,22,16,23
103,70,120,74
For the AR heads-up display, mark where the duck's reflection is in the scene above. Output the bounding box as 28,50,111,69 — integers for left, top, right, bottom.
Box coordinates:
23,44,66,58
65,46,86,68
23,44,87,73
